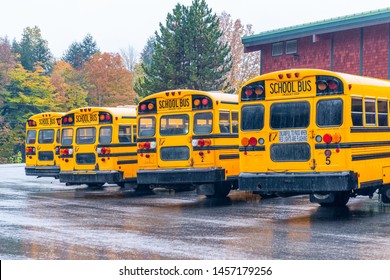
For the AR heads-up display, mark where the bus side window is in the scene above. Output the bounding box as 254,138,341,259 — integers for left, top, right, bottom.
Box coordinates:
378,100,388,126
231,111,238,133
351,97,363,126
132,125,137,143
365,98,376,126
118,125,131,143
219,111,230,133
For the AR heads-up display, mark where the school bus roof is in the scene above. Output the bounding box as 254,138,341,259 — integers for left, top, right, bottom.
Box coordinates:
64,106,136,116
139,89,238,103
27,112,65,120
243,68,390,88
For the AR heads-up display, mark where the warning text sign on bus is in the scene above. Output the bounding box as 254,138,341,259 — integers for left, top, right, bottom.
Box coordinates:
39,117,57,126
75,113,99,125
157,97,191,111
279,129,308,143
266,77,316,98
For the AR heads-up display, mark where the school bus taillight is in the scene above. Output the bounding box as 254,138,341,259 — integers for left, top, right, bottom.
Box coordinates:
26,147,35,154
97,147,111,155
60,148,73,155
138,141,156,150
323,133,332,144
241,137,249,146
191,139,211,147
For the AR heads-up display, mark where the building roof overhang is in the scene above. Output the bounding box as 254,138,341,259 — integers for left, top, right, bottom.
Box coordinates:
242,8,390,51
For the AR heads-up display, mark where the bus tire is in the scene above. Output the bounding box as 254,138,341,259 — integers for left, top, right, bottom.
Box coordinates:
381,185,390,204
319,191,350,207
206,182,231,198
86,183,104,189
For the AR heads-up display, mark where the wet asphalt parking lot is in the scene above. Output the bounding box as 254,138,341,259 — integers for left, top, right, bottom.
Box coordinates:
1,164,390,260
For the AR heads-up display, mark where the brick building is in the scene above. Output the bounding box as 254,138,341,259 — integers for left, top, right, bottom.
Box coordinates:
242,8,390,79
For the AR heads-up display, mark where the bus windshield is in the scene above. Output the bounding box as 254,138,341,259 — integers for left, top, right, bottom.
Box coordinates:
194,112,212,134
27,130,36,144
38,129,55,144
139,117,156,137
270,102,310,129
160,114,189,136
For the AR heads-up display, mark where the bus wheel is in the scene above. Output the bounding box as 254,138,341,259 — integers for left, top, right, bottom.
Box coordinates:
381,185,390,204
206,182,231,198
86,183,104,189
317,191,350,207
135,184,152,193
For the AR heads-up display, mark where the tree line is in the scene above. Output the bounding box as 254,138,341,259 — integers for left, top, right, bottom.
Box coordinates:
0,0,259,163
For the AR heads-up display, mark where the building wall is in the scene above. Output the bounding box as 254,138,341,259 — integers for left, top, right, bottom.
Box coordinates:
362,24,389,78
259,23,390,79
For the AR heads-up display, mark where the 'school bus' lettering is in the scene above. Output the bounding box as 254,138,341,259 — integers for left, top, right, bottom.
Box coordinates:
267,78,314,96
158,98,190,111
39,118,57,126
75,113,99,125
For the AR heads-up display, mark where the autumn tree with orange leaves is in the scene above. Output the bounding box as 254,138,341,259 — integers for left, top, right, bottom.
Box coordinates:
50,61,88,111
83,52,136,107
218,12,260,93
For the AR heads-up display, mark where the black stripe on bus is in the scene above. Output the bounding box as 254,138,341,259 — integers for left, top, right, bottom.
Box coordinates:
121,116,136,119
137,138,156,142
352,152,390,161
193,145,239,151
351,127,390,133
98,152,137,157
137,149,157,153
239,146,266,152
220,101,239,105
219,154,239,160
316,141,390,149
360,180,383,188
60,145,73,149
192,134,238,139
117,160,138,165
97,143,137,148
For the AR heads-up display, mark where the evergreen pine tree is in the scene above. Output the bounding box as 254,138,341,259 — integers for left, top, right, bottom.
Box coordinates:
63,34,99,69
136,0,231,97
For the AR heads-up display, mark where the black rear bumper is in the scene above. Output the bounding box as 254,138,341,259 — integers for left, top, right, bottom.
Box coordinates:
137,168,225,185
25,166,60,178
59,170,126,184
238,171,358,193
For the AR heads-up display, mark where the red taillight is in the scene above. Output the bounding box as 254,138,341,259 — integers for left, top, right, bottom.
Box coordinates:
198,139,205,147
63,117,68,123
323,133,332,144
249,137,257,146
201,98,209,106
328,80,339,90
143,142,151,149
245,88,253,97
105,114,111,121
140,104,146,111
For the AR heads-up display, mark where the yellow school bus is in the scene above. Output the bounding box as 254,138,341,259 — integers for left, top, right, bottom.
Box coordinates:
137,89,239,197
25,112,64,178
59,106,137,188
238,68,390,206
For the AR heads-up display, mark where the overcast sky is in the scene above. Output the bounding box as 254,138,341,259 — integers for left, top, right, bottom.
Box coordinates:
1,0,389,58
